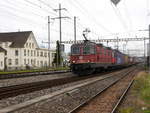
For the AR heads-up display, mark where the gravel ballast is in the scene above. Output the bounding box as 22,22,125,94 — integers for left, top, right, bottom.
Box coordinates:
0,72,73,87
9,71,126,113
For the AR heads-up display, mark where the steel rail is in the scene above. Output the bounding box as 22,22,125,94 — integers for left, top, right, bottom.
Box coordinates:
68,67,136,113
0,68,130,100
110,79,134,113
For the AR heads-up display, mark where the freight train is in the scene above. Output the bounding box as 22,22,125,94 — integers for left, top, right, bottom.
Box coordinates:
70,40,135,75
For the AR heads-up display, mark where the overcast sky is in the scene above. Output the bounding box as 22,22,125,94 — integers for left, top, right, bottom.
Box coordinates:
0,0,149,56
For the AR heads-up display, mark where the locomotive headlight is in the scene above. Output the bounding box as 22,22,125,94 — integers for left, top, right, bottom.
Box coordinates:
72,61,75,63
88,60,90,62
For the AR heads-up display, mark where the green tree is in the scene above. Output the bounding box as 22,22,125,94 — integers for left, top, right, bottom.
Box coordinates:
52,41,63,67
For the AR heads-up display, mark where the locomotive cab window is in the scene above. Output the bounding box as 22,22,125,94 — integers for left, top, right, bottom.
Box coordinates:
71,46,80,55
83,44,95,55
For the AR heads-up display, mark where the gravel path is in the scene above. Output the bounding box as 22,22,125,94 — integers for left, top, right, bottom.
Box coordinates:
0,72,73,87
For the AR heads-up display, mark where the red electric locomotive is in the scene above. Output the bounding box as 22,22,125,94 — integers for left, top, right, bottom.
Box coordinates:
70,40,116,75
70,30,135,75
70,42,136,75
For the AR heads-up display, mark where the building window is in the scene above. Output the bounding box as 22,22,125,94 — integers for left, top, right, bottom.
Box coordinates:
40,61,43,67
26,43,28,48
15,50,19,56
31,59,33,65
28,59,29,64
44,52,47,57
34,59,36,65
29,43,31,48
8,59,12,65
34,50,36,56
32,43,34,48
40,52,43,57
37,51,39,57
44,61,47,67
24,49,26,56
28,50,30,56
31,50,33,56
37,61,39,66
52,53,55,58
1,61,3,67
15,59,18,65
24,59,26,65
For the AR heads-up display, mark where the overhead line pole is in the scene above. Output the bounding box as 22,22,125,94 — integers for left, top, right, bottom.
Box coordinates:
48,16,50,67
144,37,146,68
74,16,77,43
52,4,70,43
59,4,62,43
148,25,150,74
117,37,119,50
52,3,70,66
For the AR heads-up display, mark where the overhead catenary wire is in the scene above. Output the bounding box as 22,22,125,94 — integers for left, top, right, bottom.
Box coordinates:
68,0,112,33
38,0,55,10
110,1,128,31
63,0,113,41
123,0,133,31
23,0,57,16
1,0,46,19
146,0,150,25
0,7,46,28
0,0,62,33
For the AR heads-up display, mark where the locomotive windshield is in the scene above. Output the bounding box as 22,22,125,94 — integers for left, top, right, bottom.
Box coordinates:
83,44,95,54
71,46,80,55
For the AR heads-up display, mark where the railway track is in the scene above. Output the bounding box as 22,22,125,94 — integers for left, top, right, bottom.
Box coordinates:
0,66,138,113
0,68,129,100
0,70,70,79
69,67,138,113
0,76,81,100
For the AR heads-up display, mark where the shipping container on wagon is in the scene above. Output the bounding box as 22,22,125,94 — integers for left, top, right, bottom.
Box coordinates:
124,55,129,64
129,57,133,63
115,50,125,65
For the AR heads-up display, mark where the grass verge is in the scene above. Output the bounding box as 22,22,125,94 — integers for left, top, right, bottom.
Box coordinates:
119,71,150,113
0,66,70,75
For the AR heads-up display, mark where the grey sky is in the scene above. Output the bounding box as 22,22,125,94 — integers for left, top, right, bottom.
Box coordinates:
0,0,149,56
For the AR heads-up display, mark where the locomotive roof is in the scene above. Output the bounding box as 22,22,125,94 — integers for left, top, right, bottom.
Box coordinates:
96,43,103,47
71,40,96,46
71,41,113,50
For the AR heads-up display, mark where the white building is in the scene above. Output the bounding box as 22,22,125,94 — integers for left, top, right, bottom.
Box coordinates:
0,31,55,70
